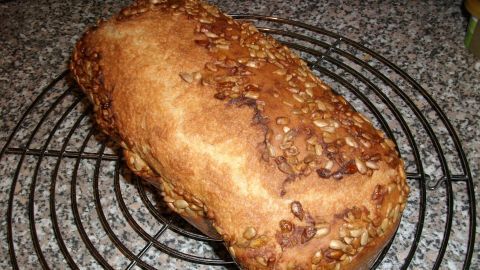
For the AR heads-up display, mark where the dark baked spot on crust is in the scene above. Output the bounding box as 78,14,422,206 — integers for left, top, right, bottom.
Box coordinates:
290,201,304,220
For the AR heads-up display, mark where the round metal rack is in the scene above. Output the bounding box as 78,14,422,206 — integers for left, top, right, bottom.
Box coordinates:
1,15,476,269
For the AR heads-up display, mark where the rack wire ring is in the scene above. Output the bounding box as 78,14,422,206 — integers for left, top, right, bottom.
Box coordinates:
1,15,475,270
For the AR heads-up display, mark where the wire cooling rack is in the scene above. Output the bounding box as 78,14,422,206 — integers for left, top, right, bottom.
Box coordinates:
1,15,476,269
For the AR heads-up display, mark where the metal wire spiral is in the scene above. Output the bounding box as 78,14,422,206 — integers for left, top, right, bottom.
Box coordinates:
1,15,476,269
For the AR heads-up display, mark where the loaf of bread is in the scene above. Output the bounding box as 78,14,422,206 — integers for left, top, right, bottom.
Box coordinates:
70,0,410,269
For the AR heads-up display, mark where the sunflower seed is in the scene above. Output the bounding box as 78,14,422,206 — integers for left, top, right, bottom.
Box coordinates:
278,161,294,174
305,82,316,88
314,225,330,238
266,50,276,60
380,218,389,232
330,240,346,250
360,139,372,148
353,114,364,123
250,235,268,248
243,227,257,240
163,196,174,203
193,72,202,81
255,256,267,266
360,230,369,246
190,204,201,211
359,113,372,123
307,136,318,145
256,50,267,58
276,117,290,125
273,69,287,75
312,250,323,264
316,100,327,111
349,229,363,238
280,141,293,150
279,220,293,232
314,144,323,156
317,168,331,178
287,87,300,94
291,201,304,220
313,119,329,128
246,61,259,68
205,62,218,71
285,146,299,156
185,207,196,217
355,158,367,174
290,109,301,115
204,31,218,38
398,165,406,179
199,17,213,24
325,249,343,260
275,52,286,60
344,237,353,245
283,101,294,107
326,145,337,153
303,154,316,163
228,246,236,257
305,87,314,97
387,203,393,218
345,136,358,148
267,143,276,157
244,91,259,99
385,139,396,149
393,204,400,222
325,160,334,170
174,200,189,209
216,44,230,50
365,161,379,170
321,126,336,133
297,68,307,77
301,106,310,114
323,133,336,143
293,93,305,103
179,72,193,83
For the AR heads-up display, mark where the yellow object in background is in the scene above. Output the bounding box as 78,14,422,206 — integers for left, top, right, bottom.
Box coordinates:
465,0,480,57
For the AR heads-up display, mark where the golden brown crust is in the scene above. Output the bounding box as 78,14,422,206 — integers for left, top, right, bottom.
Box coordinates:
70,0,410,269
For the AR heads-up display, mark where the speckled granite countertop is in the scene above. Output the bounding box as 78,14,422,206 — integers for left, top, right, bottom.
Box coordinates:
0,0,478,269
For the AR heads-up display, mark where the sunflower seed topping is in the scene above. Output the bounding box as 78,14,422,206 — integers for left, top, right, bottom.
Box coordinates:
204,31,218,38
173,199,189,209
355,158,367,174
312,250,323,264
179,72,193,83
314,224,330,238
293,93,305,103
243,227,257,240
276,117,290,125
366,160,379,170
315,144,323,156
244,91,259,99
313,119,329,128
255,256,267,266
325,160,334,170
304,82,316,88
273,69,287,75
345,136,358,148
330,240,346,250
360,231,369,246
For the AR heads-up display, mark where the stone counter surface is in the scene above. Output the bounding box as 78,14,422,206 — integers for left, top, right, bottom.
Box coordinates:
0,0,478,269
